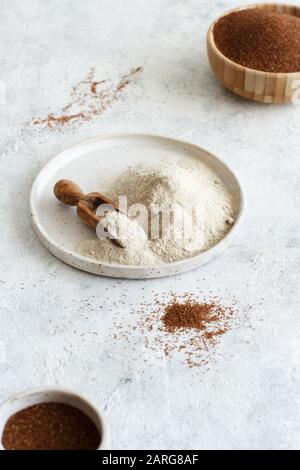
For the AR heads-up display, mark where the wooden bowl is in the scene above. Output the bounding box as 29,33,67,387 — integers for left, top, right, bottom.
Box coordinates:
207,3,300,104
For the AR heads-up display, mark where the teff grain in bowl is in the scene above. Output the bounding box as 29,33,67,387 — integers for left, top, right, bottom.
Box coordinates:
213,7,300,73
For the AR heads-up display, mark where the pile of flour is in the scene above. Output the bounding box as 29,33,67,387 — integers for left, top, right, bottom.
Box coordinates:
76,159,235,265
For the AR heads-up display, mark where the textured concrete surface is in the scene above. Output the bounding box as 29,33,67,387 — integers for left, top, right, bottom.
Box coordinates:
1,0,300,450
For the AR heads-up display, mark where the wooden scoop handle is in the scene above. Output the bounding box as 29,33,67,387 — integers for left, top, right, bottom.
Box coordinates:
54,179,117,232
54,180,84,206
54,180,116,208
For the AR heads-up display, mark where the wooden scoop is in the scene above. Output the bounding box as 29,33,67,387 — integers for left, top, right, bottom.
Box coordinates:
54,179,123,247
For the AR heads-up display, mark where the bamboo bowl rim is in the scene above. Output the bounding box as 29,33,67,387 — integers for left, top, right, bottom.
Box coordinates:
207,2,300,78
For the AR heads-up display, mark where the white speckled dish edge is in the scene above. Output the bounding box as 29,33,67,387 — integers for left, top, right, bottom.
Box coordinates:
30,133,245,279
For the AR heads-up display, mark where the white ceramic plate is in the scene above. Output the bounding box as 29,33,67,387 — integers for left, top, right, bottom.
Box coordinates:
30,133,244,279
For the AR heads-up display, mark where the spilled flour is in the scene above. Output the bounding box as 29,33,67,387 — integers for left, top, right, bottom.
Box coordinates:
76,159,235,265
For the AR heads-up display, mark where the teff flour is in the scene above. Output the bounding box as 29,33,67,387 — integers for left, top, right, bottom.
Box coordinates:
76,160,235,265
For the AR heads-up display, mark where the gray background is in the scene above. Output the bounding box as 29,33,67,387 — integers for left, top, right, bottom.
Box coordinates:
0,0,300,449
